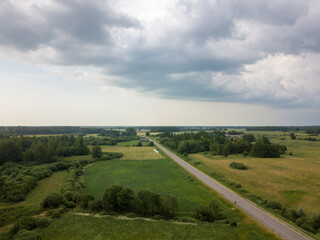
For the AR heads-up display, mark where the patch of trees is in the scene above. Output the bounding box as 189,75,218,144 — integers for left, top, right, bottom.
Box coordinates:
227,130,243,135
193,200,226,222
85,135,139,146
10,216,50,239
99,129,120,137
150,127,181,132
0,161,72,202
305,127,320,135
121,127,137,136
298,137,319,141
246,126,290,132
160,131,286,158
79,185,179,219
251,136,287,158
229,162,248,170
0,126,105,135
260,199,320,233
0,135,90,165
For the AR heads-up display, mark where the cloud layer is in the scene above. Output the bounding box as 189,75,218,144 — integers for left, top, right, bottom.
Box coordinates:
0,0,319,108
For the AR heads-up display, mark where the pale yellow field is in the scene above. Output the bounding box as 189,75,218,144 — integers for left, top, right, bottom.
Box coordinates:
190,153,320,214
100,146,162,160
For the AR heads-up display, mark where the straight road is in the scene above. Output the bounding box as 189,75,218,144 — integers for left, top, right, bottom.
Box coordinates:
151,139,312,240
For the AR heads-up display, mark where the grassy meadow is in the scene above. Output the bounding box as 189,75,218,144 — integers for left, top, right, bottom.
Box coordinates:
100,146,161,160
83,158,216,214
36,213,279,240
189,131,320,214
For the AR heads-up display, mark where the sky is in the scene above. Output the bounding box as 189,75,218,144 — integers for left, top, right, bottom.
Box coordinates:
0,0,319,126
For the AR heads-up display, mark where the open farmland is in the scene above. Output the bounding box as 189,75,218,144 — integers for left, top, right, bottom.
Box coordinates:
100,146,161,160
83,158,216,214
189,131,320,214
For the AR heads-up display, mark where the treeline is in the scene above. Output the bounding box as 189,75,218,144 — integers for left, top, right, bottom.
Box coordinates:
86,128,139,146
306,127,320,135
247,126,320,134
160,131,286,158
246,126,290,132
43,184,228,224
151,127,181,132
0,126,105,135
0,135,89,165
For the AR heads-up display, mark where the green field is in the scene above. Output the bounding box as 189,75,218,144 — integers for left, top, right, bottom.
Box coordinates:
115,140,149,146
36,213,279,240
83,158,215,214
189,131,320,214
100,146,161,160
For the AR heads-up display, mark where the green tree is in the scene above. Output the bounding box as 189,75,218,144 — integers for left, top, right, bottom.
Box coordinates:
290,133,296,140
91,145,102,159
145,131,150,136
103,185,124,211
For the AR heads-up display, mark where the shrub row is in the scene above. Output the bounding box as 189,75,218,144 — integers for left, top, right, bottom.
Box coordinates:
0,161,72,202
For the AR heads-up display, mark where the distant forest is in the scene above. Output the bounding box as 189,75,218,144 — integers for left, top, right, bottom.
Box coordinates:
246,126,320,133
0,127,105,135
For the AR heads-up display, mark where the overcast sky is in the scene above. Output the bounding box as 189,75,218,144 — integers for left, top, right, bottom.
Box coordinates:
0,0,319,126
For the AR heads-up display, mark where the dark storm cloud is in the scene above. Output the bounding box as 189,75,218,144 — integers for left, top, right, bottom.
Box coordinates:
0,0,319,108
0,0,139,50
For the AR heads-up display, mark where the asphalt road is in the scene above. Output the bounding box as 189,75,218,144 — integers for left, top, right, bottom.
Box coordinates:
151,139,312,240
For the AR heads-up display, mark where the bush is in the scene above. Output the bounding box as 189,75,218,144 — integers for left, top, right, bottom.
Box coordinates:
42,193,66,209
229,162,248,170
36,218,50,228
266,200,282,210
88,200,103,212
175,216,197,223
230,220,238,227
194,206,215,222
51,211,61,219
284,209,298,221
11,217,38,234
13,229,41,240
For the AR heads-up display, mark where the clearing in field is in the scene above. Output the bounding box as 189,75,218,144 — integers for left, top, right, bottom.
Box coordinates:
190,132,320,214
100,146,161,160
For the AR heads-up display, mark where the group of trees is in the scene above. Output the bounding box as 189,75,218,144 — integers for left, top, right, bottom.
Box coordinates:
85,135,139,146
159,131,286,158
0,161,72,202
0,126,105,135
0,135,90,165
261,199,320,233
58,185,179,219
102,185,178,218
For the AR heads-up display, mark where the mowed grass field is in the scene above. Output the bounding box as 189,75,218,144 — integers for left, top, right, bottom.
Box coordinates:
100,146,161,160
37,213,279,240
190,131,320,214
83,158,214,214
